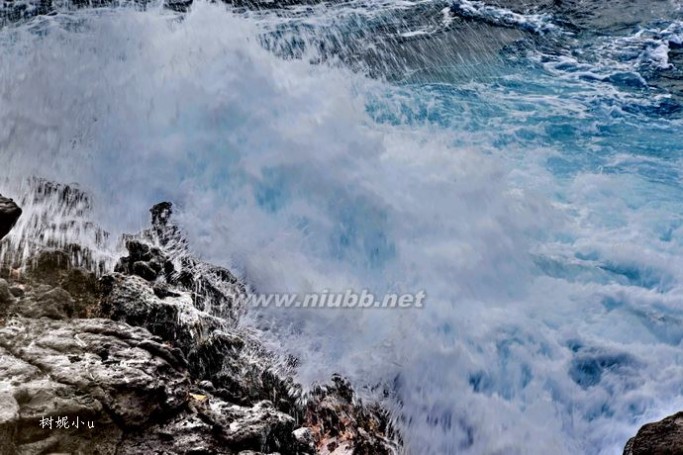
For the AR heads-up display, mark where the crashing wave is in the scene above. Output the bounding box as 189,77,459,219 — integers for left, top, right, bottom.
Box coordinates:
450,0,560,35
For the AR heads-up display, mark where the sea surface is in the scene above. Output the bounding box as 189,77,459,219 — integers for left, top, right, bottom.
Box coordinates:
2,0,683,453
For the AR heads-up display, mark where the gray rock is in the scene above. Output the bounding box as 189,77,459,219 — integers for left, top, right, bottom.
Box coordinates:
9,286,25,298
0,317,187,454
0,391,20,455
0,279,15,305
20,287,75,319
201,400,294,451
25,249,101,317
99,272,224,361
624,411,683,455
0,304,300,453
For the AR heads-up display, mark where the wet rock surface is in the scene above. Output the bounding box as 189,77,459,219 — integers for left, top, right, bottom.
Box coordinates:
0,195,399,455
624,412,683,455
0,195,21,241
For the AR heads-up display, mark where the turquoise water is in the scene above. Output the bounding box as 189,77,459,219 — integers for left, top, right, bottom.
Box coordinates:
1,1,683,453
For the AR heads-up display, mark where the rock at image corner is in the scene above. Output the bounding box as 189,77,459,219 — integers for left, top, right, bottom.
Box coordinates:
0,196,22,241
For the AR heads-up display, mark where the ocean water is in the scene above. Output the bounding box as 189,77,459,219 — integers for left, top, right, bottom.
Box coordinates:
1,0,683,453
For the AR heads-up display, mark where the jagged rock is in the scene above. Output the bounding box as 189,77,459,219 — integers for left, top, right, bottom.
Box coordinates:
101,204,399,454
198,400,295,451
624,412,683,455
0,305,301,454
115,412,231,455
293,427,315,452
0,391,20,455
100,270,295,414
9,285,24,298
99,272,223,363
151,201,173,229
153,282,182,299
0,195,401,455
0,195,21,241
116,202,246,321
302,376,397,455
115,240,167,281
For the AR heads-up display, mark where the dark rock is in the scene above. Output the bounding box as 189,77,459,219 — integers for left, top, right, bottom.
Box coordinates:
199,399,295,451
99,270,291,414
624,411,683,455
153,282,182,299
115,412,231,455
0,196,401,455
23,250,101,318
115,203,246,322
0,279,15,321
0,195,22,241
0,308,296,453
132,260,159,281
22,287,76,319
99,272,225,358
151,201,173,228
0,279,13,304
115,240,167,282
292,427,315,452
26,249,72,284
9,286,24,298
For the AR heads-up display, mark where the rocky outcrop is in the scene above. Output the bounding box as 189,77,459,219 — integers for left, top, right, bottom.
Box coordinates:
624,412,683,455
302,376,400,455
114,202,246,322
0,195,21,241
0,195,399,455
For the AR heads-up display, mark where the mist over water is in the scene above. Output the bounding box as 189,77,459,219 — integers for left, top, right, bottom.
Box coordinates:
2,0,683,453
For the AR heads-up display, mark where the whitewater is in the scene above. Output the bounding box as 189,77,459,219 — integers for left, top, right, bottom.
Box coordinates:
1,0,683,453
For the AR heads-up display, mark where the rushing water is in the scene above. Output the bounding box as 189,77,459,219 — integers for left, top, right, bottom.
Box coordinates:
2,0,683,453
